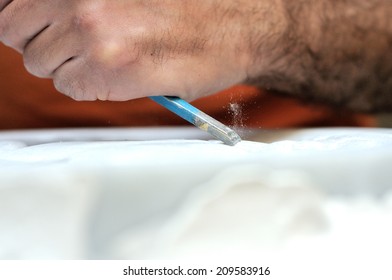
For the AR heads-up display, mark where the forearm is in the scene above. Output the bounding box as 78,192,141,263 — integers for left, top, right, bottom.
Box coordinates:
247,0,392,112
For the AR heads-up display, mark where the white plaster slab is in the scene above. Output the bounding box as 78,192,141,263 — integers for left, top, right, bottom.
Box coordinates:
0,127,391,260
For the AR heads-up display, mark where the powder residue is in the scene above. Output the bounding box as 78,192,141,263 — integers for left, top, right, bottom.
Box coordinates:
229,102,244,128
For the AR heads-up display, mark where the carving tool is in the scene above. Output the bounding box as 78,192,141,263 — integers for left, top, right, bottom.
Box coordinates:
149,96,241,146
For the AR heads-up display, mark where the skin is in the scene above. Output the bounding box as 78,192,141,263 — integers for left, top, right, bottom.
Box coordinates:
0,0,391,112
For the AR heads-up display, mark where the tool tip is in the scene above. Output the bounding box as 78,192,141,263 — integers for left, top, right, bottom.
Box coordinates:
225,130,242,146
198,120,242,146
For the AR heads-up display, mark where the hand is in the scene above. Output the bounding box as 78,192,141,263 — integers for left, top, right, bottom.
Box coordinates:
3,1,390,111
0,0,273,101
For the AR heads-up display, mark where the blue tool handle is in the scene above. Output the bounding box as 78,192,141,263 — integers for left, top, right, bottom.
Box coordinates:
149,96,199,124
149,96,241,146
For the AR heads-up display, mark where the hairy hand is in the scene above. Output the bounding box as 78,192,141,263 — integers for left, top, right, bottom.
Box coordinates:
2,0,390,111
0,0,278,101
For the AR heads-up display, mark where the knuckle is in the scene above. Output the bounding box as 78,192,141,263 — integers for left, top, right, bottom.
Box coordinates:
91,38,140,70
23,48,50,78
91,40,124,66
72,1,104,33
0,1,31,49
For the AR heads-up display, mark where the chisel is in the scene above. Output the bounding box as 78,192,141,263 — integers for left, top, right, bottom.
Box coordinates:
149,96,241,146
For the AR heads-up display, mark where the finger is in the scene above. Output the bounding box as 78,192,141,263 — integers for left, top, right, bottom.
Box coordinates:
53,57,107,101
0,0,55,52
0,0,12,11
52,53,132,102
23,23,83,78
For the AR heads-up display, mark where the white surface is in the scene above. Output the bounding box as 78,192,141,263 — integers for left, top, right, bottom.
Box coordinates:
0,127,391,260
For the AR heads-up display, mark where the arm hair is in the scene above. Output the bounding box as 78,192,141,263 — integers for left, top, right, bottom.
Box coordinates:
246,0,392,112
